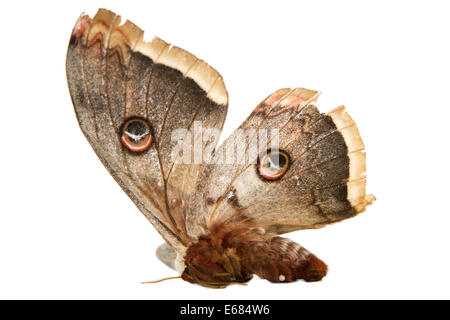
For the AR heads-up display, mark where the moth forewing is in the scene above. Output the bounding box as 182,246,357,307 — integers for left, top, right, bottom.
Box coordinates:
67,8,374,288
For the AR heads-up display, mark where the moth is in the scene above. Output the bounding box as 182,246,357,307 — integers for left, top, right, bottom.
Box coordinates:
66,8,375,288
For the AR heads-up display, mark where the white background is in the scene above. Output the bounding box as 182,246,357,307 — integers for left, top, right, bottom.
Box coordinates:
1,0,449,299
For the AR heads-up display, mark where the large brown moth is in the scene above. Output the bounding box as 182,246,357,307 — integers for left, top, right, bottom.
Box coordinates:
66,8,375,288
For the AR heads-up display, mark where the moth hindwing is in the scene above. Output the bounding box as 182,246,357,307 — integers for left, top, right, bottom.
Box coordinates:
67,8,375,288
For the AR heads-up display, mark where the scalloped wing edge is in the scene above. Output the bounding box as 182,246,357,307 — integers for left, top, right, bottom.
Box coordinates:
327,105,376,214
74,8,228,106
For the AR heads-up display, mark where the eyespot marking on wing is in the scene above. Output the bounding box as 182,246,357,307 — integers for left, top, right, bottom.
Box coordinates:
120,118,154,153
257,149,290,181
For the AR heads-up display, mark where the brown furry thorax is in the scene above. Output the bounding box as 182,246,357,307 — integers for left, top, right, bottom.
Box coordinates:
181,226,256,288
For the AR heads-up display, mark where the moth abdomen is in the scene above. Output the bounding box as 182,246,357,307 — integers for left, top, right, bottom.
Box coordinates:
181,226,327,287
240,236,328,283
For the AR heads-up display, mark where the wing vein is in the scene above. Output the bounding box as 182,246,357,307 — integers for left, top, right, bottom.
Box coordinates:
224,123,356,216
81,47,99,140
208,91,319,223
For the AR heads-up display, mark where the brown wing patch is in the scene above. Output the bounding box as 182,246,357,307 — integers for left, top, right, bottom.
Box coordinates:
185,88,319,238
135,33,227,106
189,88,374,236
67,9,229,253
67,10,184,250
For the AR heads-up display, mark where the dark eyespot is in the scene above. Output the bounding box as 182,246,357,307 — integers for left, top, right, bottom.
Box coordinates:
257,149,290,181
121,118,153,153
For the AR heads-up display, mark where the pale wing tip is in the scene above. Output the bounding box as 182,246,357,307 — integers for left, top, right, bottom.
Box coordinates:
257,87,320,114
366,194,376,202
328,105,365,152
73,8,228,106
136,37,228,106
327,105,374,214
352,193,376,213
278,87,320,106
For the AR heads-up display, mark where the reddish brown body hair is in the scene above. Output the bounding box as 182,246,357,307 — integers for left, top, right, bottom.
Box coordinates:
182,224,328,288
